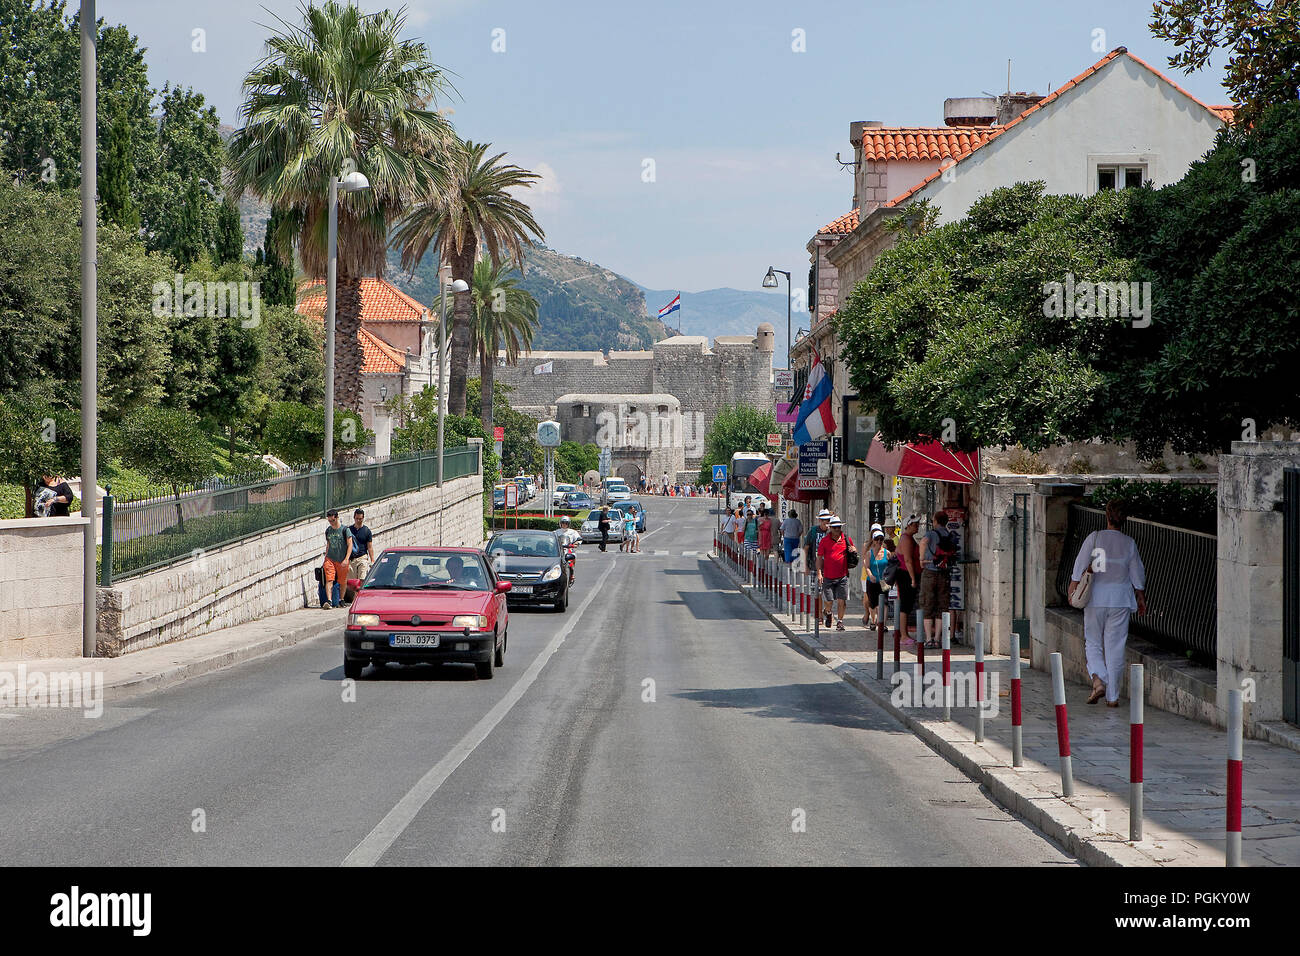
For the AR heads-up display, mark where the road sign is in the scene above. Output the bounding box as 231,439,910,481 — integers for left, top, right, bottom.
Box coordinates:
493,426,505,441
712,464,728,482
766,432,782,447
799,440,827,476
505,483,518,508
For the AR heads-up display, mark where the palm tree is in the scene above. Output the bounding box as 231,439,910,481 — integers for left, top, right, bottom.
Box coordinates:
393,139,544,416
226,1,456,423
433,259,540,427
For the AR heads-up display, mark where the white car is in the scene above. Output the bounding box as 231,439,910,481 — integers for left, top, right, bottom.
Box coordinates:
552,483,576,505
581,508,624,543
604,483,632,504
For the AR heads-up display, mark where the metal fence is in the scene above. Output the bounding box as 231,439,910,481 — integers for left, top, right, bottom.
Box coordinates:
1054,504,1217,659
101,446,480,584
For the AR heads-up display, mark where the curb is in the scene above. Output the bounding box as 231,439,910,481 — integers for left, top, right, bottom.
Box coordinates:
95,617,342,704
708,550,1165,868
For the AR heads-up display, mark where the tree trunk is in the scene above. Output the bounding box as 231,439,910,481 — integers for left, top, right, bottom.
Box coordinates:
172,482,185,533
229,423,236,468
335,273,365,415
447,246,476,417
481,335,494,429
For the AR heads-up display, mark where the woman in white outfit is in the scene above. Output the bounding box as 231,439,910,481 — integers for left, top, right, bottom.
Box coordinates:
1068,500,1148,706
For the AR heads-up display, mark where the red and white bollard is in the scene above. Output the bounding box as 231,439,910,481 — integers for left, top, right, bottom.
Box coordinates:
1010,632,1023,767
1227,688,1243,867
1130,662,1144,842
876,593,886,680
941,615,951,721
1050,652,1074,797
974,621,985,742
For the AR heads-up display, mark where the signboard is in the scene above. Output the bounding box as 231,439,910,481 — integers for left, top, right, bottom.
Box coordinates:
830,436,843,463
799,440,827,476
842,395,873,467
712,464,728,482
869,500,888,528
892,477,902,526
795,477,831,491
775,399,799,424
493,426,505,441
945,507,967,611
505,483,518,508
774,368,794,388
766,433,782,447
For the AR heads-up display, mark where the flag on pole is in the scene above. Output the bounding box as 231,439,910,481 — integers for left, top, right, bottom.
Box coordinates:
657,294,681,321
793,349,834,446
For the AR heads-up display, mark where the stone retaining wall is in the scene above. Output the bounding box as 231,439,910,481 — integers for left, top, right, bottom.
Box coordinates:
95,474,483,657
0,517,89,659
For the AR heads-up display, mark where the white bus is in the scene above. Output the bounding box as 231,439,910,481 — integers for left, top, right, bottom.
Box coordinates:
727,452,772,513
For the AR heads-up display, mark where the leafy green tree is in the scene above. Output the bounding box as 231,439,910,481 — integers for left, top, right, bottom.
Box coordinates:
554,441,599,483
1150,0,1300,128
259,305,325,406
228,1,457,416
264,401,370,468
112,405,213,530
697,404,778,483
0,390,82,515
214,200,244,265
394,139,545,416
467,378,539,476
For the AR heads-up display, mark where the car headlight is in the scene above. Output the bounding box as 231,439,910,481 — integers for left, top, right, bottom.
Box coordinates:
350,613,380,626
542,564,562,582
451,614,488,630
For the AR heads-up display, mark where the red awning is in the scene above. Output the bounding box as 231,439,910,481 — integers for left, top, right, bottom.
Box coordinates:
781,466,831,502
864,433,980,484
746,461,773,498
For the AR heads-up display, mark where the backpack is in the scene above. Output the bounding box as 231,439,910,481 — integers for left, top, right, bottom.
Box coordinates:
930,529,957,571
881,553,901,585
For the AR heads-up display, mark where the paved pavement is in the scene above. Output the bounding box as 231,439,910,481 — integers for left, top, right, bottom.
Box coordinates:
715,545,1300,866
0,496,1072,866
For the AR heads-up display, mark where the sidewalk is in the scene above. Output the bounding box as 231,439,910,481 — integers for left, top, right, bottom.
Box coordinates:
0,608,341,705
712,552,1300,867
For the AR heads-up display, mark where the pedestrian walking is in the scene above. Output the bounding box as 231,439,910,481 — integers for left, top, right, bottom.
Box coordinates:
317,509,354,608
757,505,773,557
743,509,760,554
732,506,745,546
1069,499,1147,706
780,509,803,564
817,516,857,631
598,505,612,552
919,510,957,648
804,509,832,621
622,506,639,552
896,514,921,643
347,509,376,581
861,526,889,627
721,507,739,541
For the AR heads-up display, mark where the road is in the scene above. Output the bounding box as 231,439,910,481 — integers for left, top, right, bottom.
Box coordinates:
0,496,1074,866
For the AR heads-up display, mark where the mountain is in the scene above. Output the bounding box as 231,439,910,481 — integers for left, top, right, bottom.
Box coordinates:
639,285,792,360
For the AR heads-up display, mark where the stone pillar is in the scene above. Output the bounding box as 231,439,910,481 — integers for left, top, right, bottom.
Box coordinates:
372,404,393,460
1029,483,1083,670
1217,441,1300,731
974,477,1035,656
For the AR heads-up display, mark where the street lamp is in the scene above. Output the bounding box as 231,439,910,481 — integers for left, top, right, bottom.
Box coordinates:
323,167,371,481
436,269,470,487
763,266,792,369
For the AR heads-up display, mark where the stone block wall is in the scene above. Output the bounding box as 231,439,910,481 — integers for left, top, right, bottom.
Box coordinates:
0,517,88,659
95,473,484,657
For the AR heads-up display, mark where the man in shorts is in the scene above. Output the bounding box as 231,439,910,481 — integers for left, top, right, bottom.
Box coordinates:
816,516,857,631
919,510,956,648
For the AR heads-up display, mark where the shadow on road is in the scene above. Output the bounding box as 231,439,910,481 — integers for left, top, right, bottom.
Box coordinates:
673,683,902,733
664,590,767,621
320,662,481,682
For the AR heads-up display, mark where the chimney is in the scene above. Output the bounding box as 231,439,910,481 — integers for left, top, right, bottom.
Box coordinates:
943,97,998,127
848,121,882,209
996,91,1045,125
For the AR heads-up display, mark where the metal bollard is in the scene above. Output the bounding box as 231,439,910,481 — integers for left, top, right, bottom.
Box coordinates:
813,574,820,640
974,621,985,742
1050,652,1074,797
800,573,808,630
1227,689,1243,867
876,593,886,680
941,616,952,722
1010,632,1023,767
1130,662,1144,843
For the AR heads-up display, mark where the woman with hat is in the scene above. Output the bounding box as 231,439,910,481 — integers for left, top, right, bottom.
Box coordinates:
861,525,890,627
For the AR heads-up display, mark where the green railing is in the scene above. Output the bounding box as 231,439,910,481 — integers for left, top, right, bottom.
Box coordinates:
101,446,480,584
1054,504,1217,659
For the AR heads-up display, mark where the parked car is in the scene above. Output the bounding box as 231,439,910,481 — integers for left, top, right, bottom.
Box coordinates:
581,508,624,544
344,547,509,680
621,500,648,532
485,530,570,612
493,484,508,509
561,492,595,511
552,483,576,505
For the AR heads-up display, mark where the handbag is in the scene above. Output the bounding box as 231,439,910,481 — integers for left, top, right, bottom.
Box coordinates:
845,541,859,570
1069,532,1096,609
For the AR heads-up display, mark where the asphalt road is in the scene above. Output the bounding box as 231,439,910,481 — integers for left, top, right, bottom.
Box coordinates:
0,496,1074,866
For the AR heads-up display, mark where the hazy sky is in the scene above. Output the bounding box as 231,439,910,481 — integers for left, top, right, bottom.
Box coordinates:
97,0,1231,303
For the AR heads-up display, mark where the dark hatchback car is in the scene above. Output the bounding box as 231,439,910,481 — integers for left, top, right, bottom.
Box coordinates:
485,530,570,612
560,491,595,510
344,547,510,680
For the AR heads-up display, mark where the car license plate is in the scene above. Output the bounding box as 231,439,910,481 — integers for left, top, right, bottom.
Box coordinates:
512,585,533,595
390,634,440,648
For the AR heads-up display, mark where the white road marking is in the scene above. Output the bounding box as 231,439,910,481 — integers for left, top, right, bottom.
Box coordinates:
341,558,619,867
639,521,670,540
654,550,668,556
681,551,698,557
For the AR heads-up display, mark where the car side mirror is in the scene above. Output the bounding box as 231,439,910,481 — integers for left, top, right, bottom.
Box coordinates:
496,581,512,593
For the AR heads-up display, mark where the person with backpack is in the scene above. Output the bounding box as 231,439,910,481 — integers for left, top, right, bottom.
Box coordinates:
861,527,891,627
895,515,921,645
919,510,958,648
816,516,857,631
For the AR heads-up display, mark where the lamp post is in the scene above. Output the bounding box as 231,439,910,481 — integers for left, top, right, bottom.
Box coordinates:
763,266,792,369
323,168,371,489
80,0,97,657
436,268,470,487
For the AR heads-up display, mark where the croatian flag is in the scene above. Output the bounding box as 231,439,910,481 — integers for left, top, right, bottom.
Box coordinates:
657,294,681,320
793,350,834,446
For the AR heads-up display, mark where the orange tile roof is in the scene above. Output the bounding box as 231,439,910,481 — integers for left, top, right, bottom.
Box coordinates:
861,127,998,162
1210,104,1236,124
296,276,429,323
818,209,860,235
879,48,1230,211
359,327,408,375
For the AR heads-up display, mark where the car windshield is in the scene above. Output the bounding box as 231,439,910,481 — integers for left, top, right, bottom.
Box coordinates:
362,550,491,591
487,533,559,558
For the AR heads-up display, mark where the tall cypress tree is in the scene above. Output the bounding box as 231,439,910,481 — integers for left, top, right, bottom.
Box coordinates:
260,205,296,306
99,107,139,231
214,200,243,264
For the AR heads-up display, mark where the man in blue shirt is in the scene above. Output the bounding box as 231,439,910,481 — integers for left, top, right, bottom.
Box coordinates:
349,509,376,580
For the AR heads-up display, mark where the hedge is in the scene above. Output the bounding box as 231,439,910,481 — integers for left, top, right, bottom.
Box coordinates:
1083,479,1216,535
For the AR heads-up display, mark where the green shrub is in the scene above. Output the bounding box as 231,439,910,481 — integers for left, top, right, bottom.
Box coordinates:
1083,479,1216,533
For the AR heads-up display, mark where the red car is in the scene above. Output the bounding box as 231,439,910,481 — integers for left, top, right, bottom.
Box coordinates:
343,547,511,680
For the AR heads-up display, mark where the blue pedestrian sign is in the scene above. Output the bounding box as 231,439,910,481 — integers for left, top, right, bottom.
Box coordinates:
712,464,728,482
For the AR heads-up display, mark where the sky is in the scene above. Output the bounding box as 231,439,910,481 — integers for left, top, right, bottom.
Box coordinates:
97,0,1232,304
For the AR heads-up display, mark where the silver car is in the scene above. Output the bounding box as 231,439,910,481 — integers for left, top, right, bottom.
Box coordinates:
581,508,624,543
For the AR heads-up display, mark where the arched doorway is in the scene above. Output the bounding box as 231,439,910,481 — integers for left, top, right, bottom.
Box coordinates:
617,463,643,490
